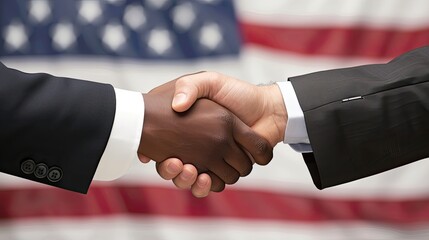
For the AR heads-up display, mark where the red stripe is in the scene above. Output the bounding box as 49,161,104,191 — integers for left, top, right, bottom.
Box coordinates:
240,22,429,59
2,184,429,224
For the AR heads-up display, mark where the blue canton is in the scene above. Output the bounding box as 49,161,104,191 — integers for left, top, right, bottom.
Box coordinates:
0,0,241,59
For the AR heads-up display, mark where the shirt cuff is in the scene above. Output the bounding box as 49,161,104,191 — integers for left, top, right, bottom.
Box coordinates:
93,88,144,181
276,81,311,146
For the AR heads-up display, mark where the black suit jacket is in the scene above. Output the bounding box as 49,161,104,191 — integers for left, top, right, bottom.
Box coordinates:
0,63,116,193
290,46,429,189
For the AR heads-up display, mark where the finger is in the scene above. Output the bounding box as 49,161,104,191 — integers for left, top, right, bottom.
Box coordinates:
225,143,253,177
138,154,151,163
207,158,240,185
172,164,198,189
233,117,273,166
155,158,184,180
206,171,226,192
191,173,212,198
172,72,224,112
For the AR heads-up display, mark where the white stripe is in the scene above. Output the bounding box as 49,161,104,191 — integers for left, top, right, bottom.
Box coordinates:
3,216,429,240
0,56,246,92
235,0,429,29
1,53,429,199
0,50,380,89
239,45,383,84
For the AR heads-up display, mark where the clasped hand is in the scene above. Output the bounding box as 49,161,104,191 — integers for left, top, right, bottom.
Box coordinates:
138,72,287,197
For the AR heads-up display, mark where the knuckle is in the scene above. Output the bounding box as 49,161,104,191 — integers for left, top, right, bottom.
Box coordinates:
218,110,234,126
173,179,190,190
240,164,253,177
257,140,268,155
176,76,190,87
254,139,273,165
223,171,240,185
207,172,226,192
207,71,221,80
205,71,222,93
226,174,240,185
155,163,169,179
255,138,269,155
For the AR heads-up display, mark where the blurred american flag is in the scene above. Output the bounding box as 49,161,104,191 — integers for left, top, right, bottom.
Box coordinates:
1,0,429,239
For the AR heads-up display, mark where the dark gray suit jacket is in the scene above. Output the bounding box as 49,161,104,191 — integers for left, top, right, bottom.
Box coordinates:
0,63,116,193
290,46,429,189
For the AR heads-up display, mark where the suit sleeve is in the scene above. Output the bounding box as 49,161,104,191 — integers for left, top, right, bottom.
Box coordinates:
289,46,429,189
0,62,116,193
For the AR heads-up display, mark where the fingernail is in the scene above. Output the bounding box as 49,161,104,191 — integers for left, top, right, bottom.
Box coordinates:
166,162,181,174
172,93,187,107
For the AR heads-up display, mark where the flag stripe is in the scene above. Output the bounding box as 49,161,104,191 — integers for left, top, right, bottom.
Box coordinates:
4,217,429,240
235,0,429,29
2,185,429,224
240,23,429,58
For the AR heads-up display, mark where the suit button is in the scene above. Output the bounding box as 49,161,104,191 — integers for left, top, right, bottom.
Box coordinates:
34,163,49,178
47,167,63,182
21,159,36,174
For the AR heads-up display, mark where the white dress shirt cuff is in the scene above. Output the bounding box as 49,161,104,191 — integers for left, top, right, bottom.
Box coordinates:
93,88,144,181
276,81,312,152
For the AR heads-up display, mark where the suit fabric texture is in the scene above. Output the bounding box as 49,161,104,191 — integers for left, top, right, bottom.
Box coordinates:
0,63,116,193
290,46,429,189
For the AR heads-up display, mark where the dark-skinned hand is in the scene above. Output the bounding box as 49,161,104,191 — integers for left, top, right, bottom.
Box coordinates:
138,80,273,192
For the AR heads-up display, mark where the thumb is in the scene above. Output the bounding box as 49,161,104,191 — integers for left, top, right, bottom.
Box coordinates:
171,79,204,112
172,91,197,112
172,72,213,112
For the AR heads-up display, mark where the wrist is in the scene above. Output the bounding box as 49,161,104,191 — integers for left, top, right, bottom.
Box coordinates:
261,84,287,144
138,92,171,161
138,93,151,157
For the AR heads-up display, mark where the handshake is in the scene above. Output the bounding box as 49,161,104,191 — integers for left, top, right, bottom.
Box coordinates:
4,47,425,195
137,72,287,198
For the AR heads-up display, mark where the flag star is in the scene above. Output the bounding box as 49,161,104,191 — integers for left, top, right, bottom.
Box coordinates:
123,5,146,30
105,0,125,5
199,23,223,51
147,28,173,55
29,0,51,23
78,0,102,24
3,22,28,51
171,2,196,31
102,22,127,52
146,0,171,9
51,22,76,51
197,0,222,4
